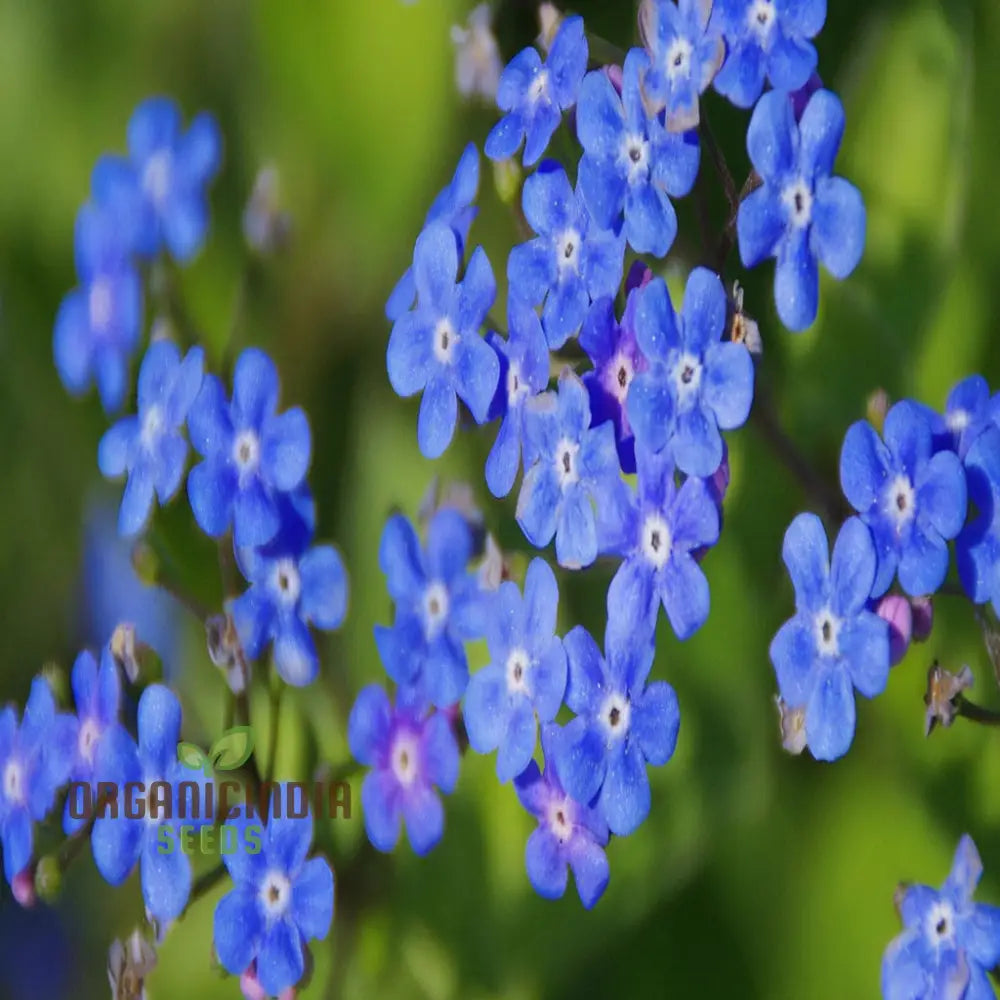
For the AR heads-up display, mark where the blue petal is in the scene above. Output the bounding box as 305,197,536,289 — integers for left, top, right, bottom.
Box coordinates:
567,835,609,909
387,312,434,397
516,463,561,548
782,512,829,611
524,102,561,167
767,32,816,90
141,837,192,921
798,88,844,178
137,685,182,775
457,245,496,336
578,154,626,232
2,810,32,883
627,372,674,453
128,97,181,160
347,685,392,766
652,130,701,197
547,15,587,108
261,408,311,492
265,809,312,874
607,559,657,648
163,194,209,262
507,239,553,307
486,412,522,499
746,90,796,181
624,183,676,257
484,112,525,162
782,0,828,36
533,638,568,722
232,348,278,430
402,785,445,855
118,464,156,537
455,333,500,424
463,664,506,754
562,625,606,715
422,712,460,792
95,346,129,413
426,508,474,583
522,161,574,235
804,665,855,761
233,479,280,548
774,228,819,331
152,433,188,503
714,41,766,109
417,374,458,459
672,476,720,548
661,553,711,639
98,419,135,481
291,856,334,940
257,919,304,997
378,514,425,603
634,278,680,361
897,527,949,598
598,741,650,836
581,229,626,303
497,47,541,109
839,611,890,699
631,681,680,765
770,617,816,706
704,341,754,430
221,809,268,885
829,517,877,616
554,717,606,804
523,557,559,641
213,887,262,974
386,268,417,321
52,291,92,393
880,930,932,1000
422,633,470,708
918,450,967,540
576,71,624,160
299,546,347,630
840,420,888,513
680,267,726,352
496,703,537,783
413,222,458,308
273,616,319,687
542,277,589,348
186,374,232,457
672,404,722,477
813,176,865,279
737,186,784,267
555,486,597,569
180,112,222,182
361,770,401,852
373,619,423,687
525,827,568,899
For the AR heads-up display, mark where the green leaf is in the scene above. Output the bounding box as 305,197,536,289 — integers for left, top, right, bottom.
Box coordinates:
210,726,255,772
176,742,209,772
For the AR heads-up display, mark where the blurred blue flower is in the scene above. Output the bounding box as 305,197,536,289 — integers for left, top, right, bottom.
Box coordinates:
770,514,890,761
485,15,587,166
508,161,625,349
348,685,459,856
577,50,700,256
0,678,76,884
374,510,485,708
214,792,333,997
463,558,567,782
187,348,312,548
514,725,609,909
517,369,627,570
98,341,204,537
627,268,754,477
484,297,550,499
957,424,1000,616
840,401,967,598
386,222,499,459
737,89,865,331
881,835,1000,1000
53,203,142,413
386,143,480,321
554,626,679,836
930,374,999,460
711,0,826,108
639,0,725,130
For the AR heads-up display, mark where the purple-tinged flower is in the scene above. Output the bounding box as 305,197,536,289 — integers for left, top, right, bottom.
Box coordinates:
577,50,700,257
508,161,625,349
769,514,890,761
514,725,609,908
874,594,912,667
348,685,459,855
737,89,865,331
554,627,679,836
957,424,1000,616
517,369,628,570
98,341,205,537
580,291,649,475
627,269,755,477
484,297,550,499
638,0,725,130
64,649,122,834
485,15,587,166
840,401,967,598
387,222,499,459
881,835,1000,1000
214,792,333,998
0,678,77,884
386,144,480,321
930,375,999,460
374,511,485,708
92,96,221,261
451,4,503,103
91,685,211,921
711,0,826,109
601,445,720,646
53,203,143,413
463,559,567,782
187,348,311,548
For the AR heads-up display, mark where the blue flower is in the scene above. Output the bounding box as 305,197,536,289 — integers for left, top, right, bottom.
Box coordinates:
187,348,312,548
577,50,700,256
508,161,625,349
517,369,628,570
348,685,460,855
514,725,609,909
64,649,122,835
386,143,480,321
711,0,827,109
374,510,485,708
769,514,890,761
840,401,968,598
92,96,221,261
463,559,568,782
98,341,205,537
957,424,1000,616
53,203,143,413
91,685,211,921
737,88,866,331
485,15,587,166
0,678,77,884
230,535,348,688
386,222,499,459
602,445,720,645
580,286,650,475
638,0,725,130
881,835,1000,1000
214,792,333,997
484,297,550,499
627,268,755,477
931,375,999,460
554,627,679,836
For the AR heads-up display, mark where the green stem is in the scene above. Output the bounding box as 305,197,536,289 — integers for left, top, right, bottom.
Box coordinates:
265,674,284,785
957,697,1000,728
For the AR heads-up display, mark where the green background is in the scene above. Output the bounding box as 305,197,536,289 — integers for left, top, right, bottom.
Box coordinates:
0,0,999,997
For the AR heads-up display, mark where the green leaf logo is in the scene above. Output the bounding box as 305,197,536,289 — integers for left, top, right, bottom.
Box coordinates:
177,742,210,775
209,726,255,772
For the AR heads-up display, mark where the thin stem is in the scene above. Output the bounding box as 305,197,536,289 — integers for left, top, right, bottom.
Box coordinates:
185,862,227,914
265,674,283,785
957,697,1000,728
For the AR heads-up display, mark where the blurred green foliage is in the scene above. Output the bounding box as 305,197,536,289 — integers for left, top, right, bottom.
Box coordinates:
0,1,999,998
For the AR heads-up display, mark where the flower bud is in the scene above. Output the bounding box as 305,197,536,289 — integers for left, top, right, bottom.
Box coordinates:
924,661,974,736
243,166,292,255
33,855,61,904
39,661,69,705
866,388,890,435
11,868,36,908
911,596,934,642
492,157,522,207
776,697,807,755
875,595,913,666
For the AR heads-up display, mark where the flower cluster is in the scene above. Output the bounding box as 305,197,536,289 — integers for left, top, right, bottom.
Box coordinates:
771,377,1000,760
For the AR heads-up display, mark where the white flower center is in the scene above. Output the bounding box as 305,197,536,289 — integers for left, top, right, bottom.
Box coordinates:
78,719,101,766
556,229,581,274
2,760,24,805
926,900,956,947
390,732,420,787
259,870,293,919
885,474,916,529
672,352,703,406
89,278,114,332
641,513,673,570
782,179,814,228
505,647,531,695
142,151,172,208
665,37,693,81
423,581,450,637
814,608,841,657
232,430,261,476
600,692,631,740
272,558,301,606
606,352,635,403
554,437,580,489
748,0,776,40
507,361,528,406
433,318,458,365
528,69,550,104
621,133,650,184
547,797,573,842
140,405,165,450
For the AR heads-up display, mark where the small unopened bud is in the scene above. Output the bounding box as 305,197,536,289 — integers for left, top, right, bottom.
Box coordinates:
867,388,890,435
624,260,654,296
537,3,562,50
911,597,934,643
11,868,36,908
477,534,508,592
493,157,522,206
451,4,502,103
207,614,250,694
875,595,912,666
924,661,974,736
148,315,175,345
243,166,292,254
776,697,807,755
729,282,762,356
131,541,160,588
39,661,68,705
33,855,61,903
108,928,157,1000
110,623,144,684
